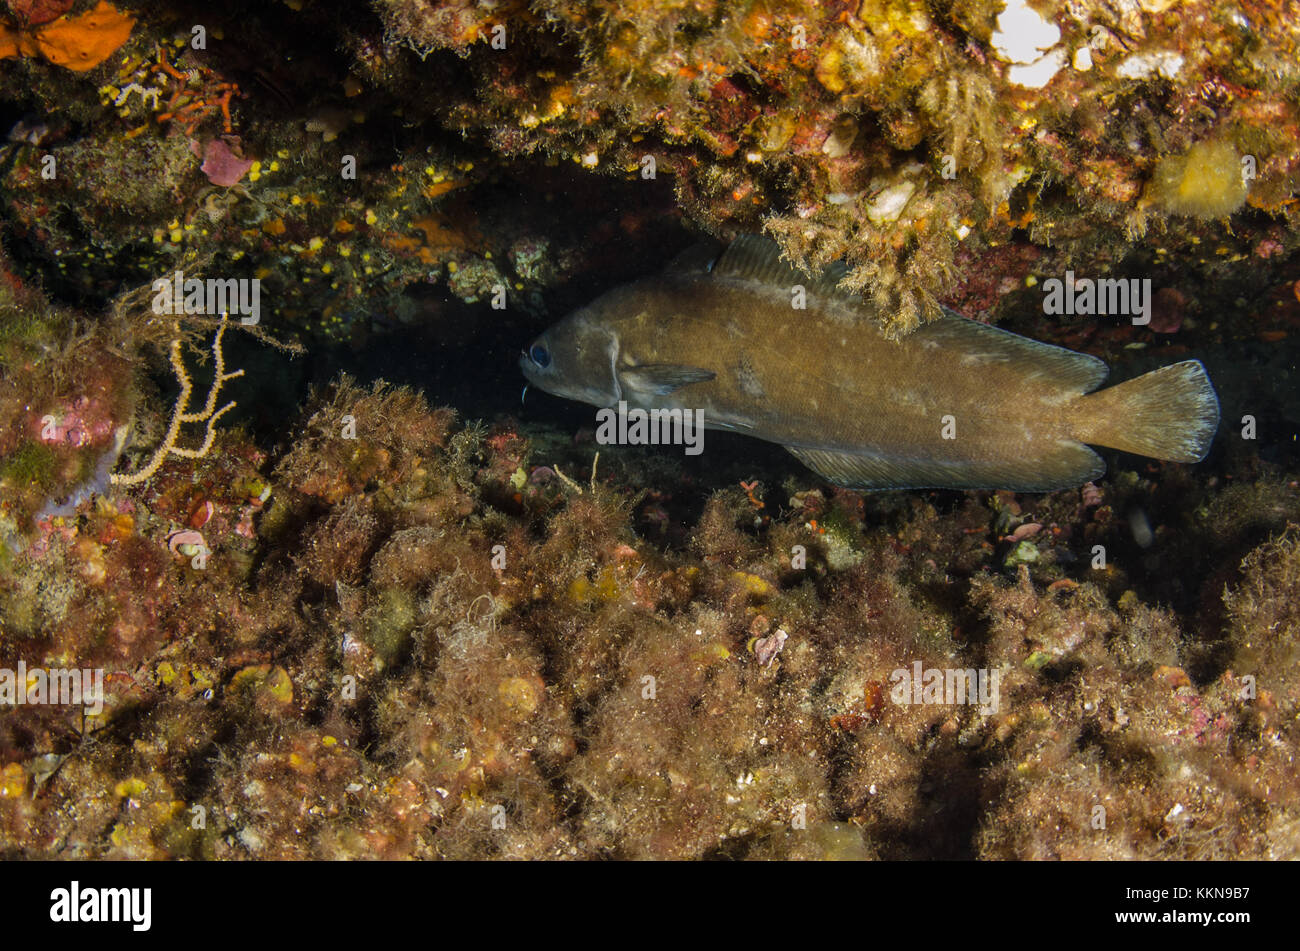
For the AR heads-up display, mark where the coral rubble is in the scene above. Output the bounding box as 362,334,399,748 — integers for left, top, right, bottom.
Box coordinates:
2,336,1297,856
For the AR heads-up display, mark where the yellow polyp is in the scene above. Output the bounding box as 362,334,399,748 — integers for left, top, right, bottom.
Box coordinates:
730,570,773,597
498,676,542,717
690,643,732,665
1148,139,1248,219
114,777,149,799
231,664,294,705
0,763,27,798
568,569,621,603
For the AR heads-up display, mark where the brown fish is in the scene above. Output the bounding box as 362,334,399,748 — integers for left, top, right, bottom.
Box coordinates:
520,236,1220,491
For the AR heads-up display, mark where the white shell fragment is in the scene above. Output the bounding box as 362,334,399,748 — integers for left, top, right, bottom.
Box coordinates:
1008,48,1067,88
992,0,1061,63
993,0,1066,88
1116,51,1185,80
866,181,916,225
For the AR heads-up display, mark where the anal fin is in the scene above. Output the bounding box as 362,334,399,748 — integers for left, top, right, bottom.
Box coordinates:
786,442,1105,492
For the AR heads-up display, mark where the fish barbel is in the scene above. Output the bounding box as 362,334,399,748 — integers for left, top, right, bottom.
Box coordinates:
519,236,1220,492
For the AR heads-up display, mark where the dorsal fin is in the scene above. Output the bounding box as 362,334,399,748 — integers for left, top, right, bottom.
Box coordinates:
711,235,852,300
665,239,725,274
916,308,1110,395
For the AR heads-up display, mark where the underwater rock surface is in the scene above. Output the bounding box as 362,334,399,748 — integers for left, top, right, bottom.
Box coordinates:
0,0,1297,860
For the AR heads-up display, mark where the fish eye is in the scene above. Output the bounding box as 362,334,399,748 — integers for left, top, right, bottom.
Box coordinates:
529,344,551,368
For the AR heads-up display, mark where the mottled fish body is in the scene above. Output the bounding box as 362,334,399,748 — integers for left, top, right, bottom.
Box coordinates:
520,236,1220,492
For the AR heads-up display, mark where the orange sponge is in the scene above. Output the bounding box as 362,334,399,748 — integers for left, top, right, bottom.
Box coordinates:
0,1,136,72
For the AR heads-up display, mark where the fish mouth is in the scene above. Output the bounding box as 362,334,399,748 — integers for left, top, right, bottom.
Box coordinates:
517,355,604,407
519,351,558,396
518,350,539,384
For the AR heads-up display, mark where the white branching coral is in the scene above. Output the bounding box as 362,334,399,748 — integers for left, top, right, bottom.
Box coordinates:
111,315,245,486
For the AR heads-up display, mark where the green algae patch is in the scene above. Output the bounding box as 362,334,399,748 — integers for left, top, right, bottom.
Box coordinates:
1,442,57,492
363,586,419,667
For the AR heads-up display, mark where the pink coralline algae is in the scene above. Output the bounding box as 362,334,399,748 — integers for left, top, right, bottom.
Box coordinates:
7,0,74,27
1002,522,1043,543
166,528,207,559
1149,288,1187,334
29,515,76,558
1255,239,1284,260
194,137,254,187
753,628,789,667
36,395,114,448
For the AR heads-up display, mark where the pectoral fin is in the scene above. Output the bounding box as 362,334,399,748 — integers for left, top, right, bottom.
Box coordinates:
618,363,716,397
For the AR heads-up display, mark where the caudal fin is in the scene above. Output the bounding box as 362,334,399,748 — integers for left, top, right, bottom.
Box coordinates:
1072,360,1219,462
